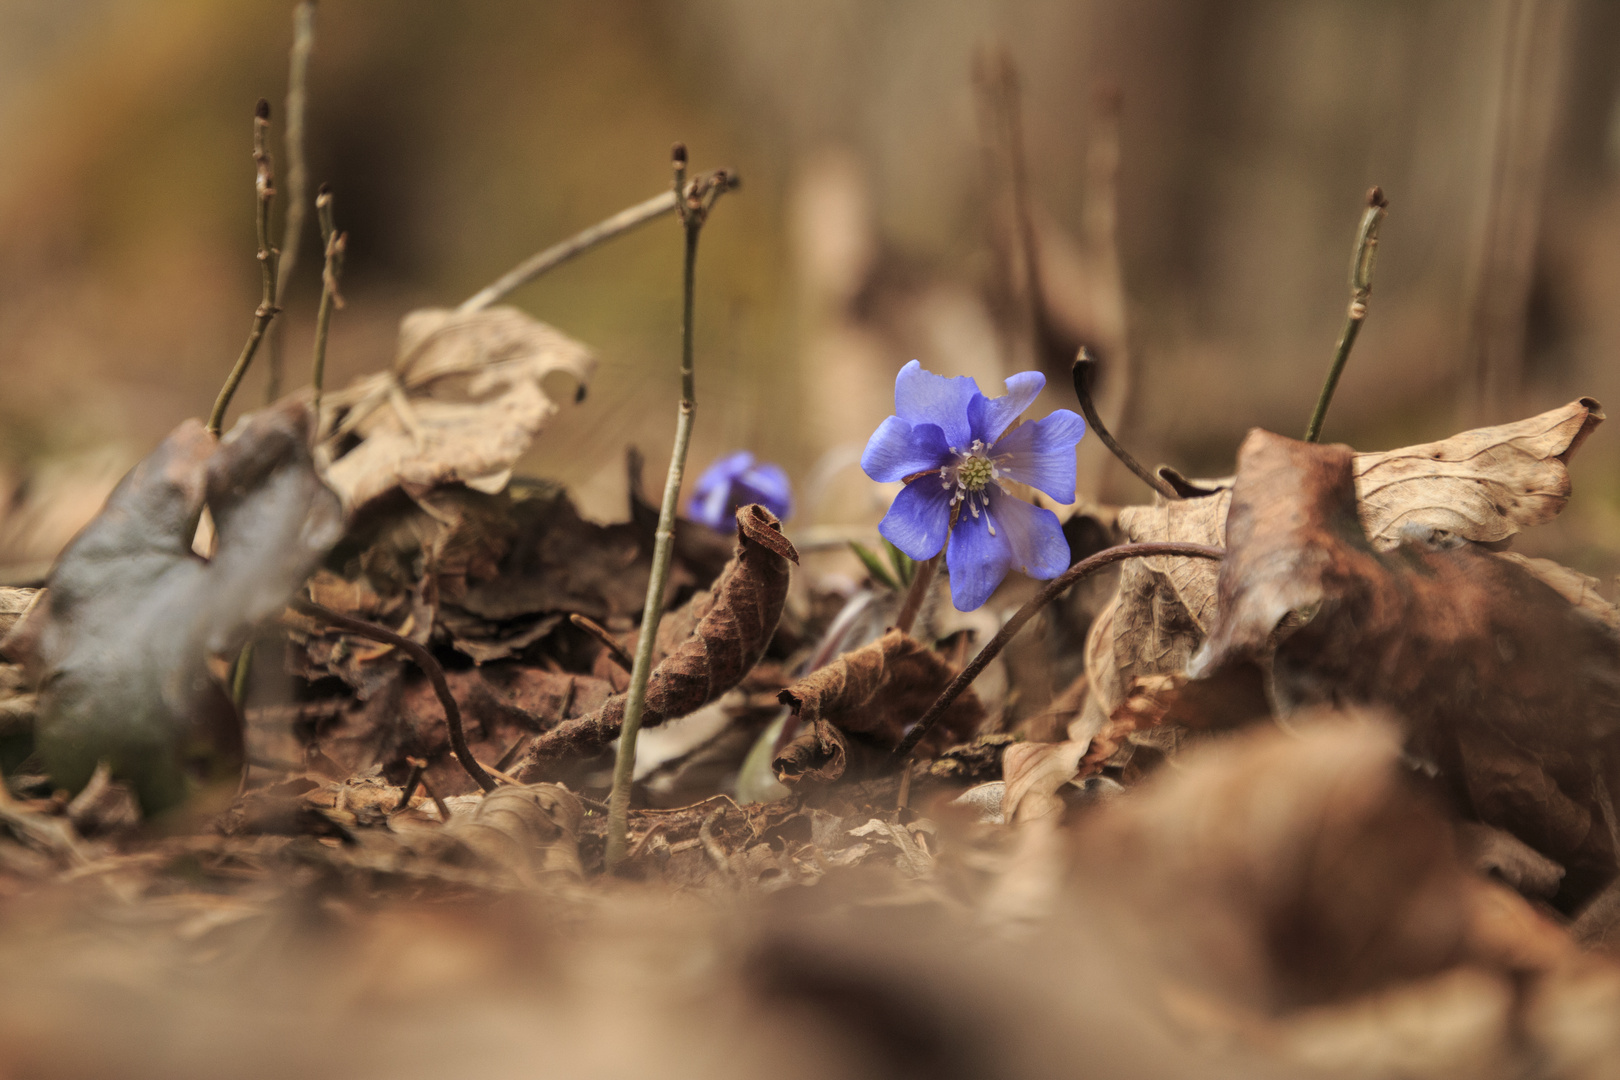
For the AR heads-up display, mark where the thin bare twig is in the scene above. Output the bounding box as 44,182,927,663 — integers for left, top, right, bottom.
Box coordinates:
310,182,346,420
396,756,428,811
290,597,496,793
887,542,1225,766
458,190,681,314
265,0,317,403
569,613,633,671
1072,349,1179,499
604,148,739,870
209,100,282,435
1304,187,1389,443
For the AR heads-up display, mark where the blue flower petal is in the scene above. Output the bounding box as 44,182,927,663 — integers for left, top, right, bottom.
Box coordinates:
893,360,980,450
967,370,1045,445
878,475,954,562
991,409,1086,503
686,451,755,528
945,502,1013,611
861,417,952,483
985,486,1071,579
734,462,794,521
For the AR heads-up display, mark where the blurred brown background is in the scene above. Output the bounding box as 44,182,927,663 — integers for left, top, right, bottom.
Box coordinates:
1,0,1617,580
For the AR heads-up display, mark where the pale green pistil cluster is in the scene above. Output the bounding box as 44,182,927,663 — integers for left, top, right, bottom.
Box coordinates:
940,438,1004,533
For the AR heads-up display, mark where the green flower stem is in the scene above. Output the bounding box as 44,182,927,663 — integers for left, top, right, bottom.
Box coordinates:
604,149,735,870
209,100,281,437
1304,187,1388,443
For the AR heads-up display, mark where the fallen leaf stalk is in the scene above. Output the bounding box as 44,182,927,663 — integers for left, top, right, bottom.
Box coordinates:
209,100,282,437
887,541,1225,767
264,0,316,404
606,152,734,869
290,597,497,794
1304,186,1388,443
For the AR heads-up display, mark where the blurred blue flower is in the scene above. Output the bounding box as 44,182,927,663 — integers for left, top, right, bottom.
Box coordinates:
860,360,1086,611
687,451,793,529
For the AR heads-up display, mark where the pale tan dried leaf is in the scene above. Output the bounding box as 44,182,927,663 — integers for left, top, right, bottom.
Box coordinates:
1353,398,1603,549
1001,740,1087,823
319,306,595,509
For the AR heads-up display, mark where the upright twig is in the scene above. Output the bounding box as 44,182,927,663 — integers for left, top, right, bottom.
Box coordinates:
1304,187,1389,443
459,190,680,315
290,598,496,794
310,183,346,422
208,99,282,436
604,146,738,870
887,542,1224,766
1071,349,1179,499
265,0,317,403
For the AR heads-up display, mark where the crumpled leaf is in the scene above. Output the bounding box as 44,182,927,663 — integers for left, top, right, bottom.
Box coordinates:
1090,400,1604,718
317,305,595,509
1189,428,1620,910
3,402,343,812
1001,740,1087,823
772,629,984,786
517,506,797,773
424,782,584,886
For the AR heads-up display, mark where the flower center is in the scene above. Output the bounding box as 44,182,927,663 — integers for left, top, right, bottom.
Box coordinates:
958,454,993,492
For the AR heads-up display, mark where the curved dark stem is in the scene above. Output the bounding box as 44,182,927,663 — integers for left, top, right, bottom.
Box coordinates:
291,597,496,793
1072,349,1181,500
885,542,1224,767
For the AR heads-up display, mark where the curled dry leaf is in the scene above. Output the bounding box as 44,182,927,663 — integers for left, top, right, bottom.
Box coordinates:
1000,739,1087,823
4,402,342,812
317,305,595,509
1089,399,1605,719
1189,428,1620,909
772,629,984,786
516,505,797,773
427,782,584,886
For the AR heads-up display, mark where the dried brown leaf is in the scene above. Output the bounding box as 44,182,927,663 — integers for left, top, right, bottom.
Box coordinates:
770,628,984,786
517,506,797,771
1092,401,1606,723
430,782,584,885
318,306,595,509
1190,428,1620,909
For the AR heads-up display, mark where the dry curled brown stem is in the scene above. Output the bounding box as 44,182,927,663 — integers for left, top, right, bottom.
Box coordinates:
290,597,496,794
887,542,1226,767
516,505,797,774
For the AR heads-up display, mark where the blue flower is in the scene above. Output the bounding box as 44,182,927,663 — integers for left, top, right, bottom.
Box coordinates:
860,361,1086,611
686,450,793,529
